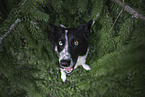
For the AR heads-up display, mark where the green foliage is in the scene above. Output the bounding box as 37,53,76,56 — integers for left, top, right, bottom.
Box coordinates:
0,0,145,97
77,0,88,13
91,0,103,20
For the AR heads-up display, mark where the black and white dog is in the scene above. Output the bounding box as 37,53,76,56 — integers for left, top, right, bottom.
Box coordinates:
49,21,92,82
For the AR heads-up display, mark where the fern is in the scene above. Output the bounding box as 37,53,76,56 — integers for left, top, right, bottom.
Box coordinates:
0,0,145,97
91,0,103,20
50,0,63,12
29,7,49,22
77,0,88,13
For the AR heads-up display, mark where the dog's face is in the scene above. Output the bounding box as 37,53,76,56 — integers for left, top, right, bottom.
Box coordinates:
49,21,91,74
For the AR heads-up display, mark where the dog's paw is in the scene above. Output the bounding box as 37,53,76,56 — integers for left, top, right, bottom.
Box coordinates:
82,64,91,71
61,69,66,82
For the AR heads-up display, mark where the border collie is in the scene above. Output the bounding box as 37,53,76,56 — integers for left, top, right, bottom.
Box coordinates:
49,21,92,82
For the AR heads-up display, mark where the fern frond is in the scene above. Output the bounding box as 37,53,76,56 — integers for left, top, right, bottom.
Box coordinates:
77,0,88,13
50,0,63,12
29,7,49,22
114,17,133,50
91,0,103,20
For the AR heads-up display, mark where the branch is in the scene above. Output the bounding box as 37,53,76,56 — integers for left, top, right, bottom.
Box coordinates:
0,18,21,44
109,5,124,32
111,0,145,21
0,0,28,44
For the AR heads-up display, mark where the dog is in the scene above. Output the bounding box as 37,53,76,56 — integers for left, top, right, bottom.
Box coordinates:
49,21,92,82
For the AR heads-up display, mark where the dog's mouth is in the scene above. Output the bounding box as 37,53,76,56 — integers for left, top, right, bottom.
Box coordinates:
63,66,73,73
57,61,74,73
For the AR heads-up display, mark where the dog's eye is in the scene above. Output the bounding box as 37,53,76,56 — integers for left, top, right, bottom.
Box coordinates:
74,41,79,46
59,41,63,46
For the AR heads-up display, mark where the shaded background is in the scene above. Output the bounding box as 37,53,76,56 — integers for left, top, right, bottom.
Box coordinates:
0,0,145,96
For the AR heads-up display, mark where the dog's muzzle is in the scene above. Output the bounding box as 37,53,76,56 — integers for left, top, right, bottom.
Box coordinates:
59,59,73,73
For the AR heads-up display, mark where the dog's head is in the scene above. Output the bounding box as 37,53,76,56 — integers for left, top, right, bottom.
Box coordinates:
49,21,92,73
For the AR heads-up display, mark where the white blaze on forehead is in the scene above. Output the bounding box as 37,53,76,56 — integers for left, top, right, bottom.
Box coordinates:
65,30,68,51
59,30,72,64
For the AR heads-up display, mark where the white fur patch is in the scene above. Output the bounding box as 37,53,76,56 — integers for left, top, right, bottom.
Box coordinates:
60,24,66,28
55,46,57,52
60,69,66,82
82,64,91,70
74,48,90,70
55,46,59,55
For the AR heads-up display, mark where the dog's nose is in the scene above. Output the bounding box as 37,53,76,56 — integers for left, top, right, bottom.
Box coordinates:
60,60,71,67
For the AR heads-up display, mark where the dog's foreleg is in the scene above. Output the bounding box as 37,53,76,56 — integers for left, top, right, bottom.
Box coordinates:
74,64,78,69
82,64,91,70
74,63,91,71
60,69,66,82
74,48,90,70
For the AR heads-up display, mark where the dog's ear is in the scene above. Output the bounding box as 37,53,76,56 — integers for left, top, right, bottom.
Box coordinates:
49,24,61,33
49,24,61,46
78,21,92,40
